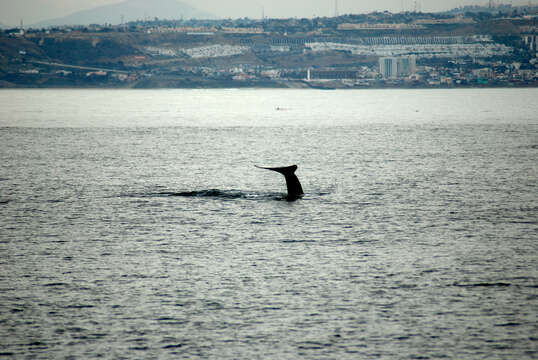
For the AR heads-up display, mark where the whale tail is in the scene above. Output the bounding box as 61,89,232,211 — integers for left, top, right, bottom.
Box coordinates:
255,165,304,200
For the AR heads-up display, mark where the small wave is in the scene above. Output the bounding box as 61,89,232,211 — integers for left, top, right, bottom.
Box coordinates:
46,199,64,204
518,144,538,150
495,322,521,327
26,341,47,348
129,346,149,351
43,282,68,287
281,239,316,243
452,282,511,288
65,304,95,309
297,341,332,350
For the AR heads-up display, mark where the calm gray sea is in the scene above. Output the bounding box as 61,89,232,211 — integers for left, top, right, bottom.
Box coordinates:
0,89,537,359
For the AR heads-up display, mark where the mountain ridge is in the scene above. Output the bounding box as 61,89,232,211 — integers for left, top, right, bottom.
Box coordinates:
31,0,215,28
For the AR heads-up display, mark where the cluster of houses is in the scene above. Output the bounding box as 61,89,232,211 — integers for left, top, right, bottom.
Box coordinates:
4,6,537,88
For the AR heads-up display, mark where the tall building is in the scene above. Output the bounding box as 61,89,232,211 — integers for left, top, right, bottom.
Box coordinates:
380,57,396,78
379,56,416,78
397,56,417,77
523,35,537,52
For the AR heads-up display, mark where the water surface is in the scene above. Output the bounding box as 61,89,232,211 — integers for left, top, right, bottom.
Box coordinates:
0,89,537,359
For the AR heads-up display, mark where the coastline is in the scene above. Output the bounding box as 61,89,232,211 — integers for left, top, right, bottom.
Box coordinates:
2,79,537,90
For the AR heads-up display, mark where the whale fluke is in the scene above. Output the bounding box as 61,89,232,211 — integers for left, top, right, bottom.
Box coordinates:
255,165,304,200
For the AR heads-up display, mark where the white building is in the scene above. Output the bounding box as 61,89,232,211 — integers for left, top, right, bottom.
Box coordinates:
523,35,537,52
379,57,396,78
379,56,416,78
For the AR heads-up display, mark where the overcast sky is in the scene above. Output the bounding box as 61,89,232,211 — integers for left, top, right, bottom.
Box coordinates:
0,0,534,26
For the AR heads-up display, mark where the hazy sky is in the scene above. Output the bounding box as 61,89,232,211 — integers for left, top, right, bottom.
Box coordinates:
0,0,535,26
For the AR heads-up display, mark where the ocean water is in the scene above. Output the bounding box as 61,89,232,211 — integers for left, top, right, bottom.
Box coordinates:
0,89,537,359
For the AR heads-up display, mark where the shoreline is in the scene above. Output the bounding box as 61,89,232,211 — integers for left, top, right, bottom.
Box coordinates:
1,81,537,90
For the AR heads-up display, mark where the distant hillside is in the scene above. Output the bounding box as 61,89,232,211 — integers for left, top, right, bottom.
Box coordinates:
31,0,215,28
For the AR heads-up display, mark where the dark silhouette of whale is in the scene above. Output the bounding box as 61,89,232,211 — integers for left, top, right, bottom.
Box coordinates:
255,165,304,200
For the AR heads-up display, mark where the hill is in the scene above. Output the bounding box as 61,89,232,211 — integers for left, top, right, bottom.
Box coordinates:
31,0,214,28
